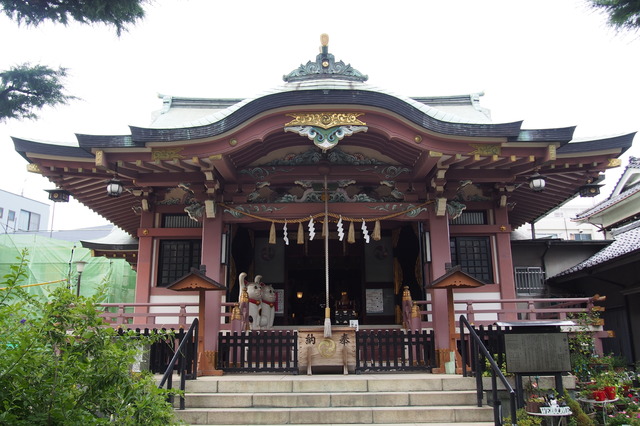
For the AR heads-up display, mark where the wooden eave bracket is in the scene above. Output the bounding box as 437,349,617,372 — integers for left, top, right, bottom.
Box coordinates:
435,197,447,216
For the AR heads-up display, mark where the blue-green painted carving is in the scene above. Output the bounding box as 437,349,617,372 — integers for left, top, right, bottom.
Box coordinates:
356,165,411,179
284,125,367,151
223,204,285,218
368,203,427,217
239,167,292,180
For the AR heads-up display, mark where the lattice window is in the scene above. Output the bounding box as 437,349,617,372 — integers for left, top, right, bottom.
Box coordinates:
157,239,202,286
450,236,493,283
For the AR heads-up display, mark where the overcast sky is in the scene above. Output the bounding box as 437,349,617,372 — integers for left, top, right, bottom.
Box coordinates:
1,0,639,231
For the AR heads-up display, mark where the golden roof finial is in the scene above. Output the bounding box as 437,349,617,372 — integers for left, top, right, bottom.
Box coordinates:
320,33,329,47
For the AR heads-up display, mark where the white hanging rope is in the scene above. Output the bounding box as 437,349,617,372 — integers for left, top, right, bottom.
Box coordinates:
323,175,331,338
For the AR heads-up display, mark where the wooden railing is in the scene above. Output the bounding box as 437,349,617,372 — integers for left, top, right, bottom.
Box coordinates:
99,296,604,331
410,295,605,328
99,301,239,330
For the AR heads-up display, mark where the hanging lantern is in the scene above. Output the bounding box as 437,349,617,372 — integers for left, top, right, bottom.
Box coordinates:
45,189,70,202
579,183,602,197
106,179,124,197
528,173,546,192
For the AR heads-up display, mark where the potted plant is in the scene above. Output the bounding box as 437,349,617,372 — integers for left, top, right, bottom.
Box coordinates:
526,395,546,413
596,370,619,400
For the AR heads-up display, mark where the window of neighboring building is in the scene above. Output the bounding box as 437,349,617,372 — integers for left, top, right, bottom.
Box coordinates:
157,239,202,286
571,233,592,241
514,266,545,295
450,236,493,283
18,210,41,231
7,210,15,221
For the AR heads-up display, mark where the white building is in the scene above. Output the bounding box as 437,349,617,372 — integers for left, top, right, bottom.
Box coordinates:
0,189,50,233
514,197,606,241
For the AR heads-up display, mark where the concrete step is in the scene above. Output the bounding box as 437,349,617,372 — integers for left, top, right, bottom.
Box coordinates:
196,424,494,426
183,390,479,408
183,374,479,393
173,406,494,425
164,373,494,425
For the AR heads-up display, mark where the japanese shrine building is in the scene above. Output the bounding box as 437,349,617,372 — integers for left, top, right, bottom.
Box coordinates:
13,37,634,368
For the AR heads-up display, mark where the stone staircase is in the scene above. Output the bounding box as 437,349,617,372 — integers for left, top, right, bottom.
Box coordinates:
169,373,495,425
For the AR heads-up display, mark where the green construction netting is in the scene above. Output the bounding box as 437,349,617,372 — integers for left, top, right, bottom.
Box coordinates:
0,233,136,303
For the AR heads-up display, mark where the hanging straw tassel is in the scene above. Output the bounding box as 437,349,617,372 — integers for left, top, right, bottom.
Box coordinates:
269,222,276,244
322,218,327,238
324,307,332,337
297,222,304,244
347,221,355,243
372,220,381,241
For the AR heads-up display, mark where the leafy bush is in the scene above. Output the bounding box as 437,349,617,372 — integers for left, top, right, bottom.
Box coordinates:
0,251,181,425
503,408,542,425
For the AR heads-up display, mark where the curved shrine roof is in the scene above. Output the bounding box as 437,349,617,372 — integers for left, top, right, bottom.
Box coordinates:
11,36,636,236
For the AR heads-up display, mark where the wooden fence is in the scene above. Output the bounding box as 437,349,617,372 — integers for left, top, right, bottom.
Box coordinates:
217,330,298,373
355,329,435,373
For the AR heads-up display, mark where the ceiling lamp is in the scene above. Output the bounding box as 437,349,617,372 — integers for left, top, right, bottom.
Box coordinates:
106,179,124,197
528,173,546,192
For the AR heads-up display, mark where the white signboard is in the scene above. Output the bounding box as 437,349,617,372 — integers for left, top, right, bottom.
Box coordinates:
366,288,384,313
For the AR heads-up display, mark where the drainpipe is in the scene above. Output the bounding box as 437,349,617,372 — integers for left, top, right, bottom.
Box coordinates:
530,221,536,240
540,240,551,282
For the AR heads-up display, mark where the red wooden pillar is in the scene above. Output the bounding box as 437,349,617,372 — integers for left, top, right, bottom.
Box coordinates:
200,214,225,375
427,213,453,370
133,211,154,322
494,207,517,321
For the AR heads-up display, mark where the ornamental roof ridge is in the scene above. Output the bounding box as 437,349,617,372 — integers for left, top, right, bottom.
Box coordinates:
283,34,368,83
171,81,488,130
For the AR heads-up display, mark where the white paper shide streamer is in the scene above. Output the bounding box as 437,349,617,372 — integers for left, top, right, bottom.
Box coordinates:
308,216,315,241
337,216,344,241
283,220,289,245
361,219,370,243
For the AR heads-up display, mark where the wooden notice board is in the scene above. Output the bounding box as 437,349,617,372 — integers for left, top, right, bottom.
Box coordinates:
298,327,356,374
504,333,571,373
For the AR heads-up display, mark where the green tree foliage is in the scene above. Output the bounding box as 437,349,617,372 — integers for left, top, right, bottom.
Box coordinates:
0,251,181,425
0,0,146,35
0,0,147,122
589,0,640,31
0,64,76,122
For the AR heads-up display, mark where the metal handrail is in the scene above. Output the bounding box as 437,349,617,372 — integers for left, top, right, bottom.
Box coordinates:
157,318,199,410
459,315,517,426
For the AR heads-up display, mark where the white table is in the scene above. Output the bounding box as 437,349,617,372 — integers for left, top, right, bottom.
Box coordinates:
526,410,572,426
578,397,619,425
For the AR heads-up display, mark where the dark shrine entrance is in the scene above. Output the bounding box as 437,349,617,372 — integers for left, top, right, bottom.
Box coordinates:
286,238,365,326
231,224,422,328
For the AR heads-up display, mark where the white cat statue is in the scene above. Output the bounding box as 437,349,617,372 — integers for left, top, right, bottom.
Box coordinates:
239,272,262,330
260,282,276,329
